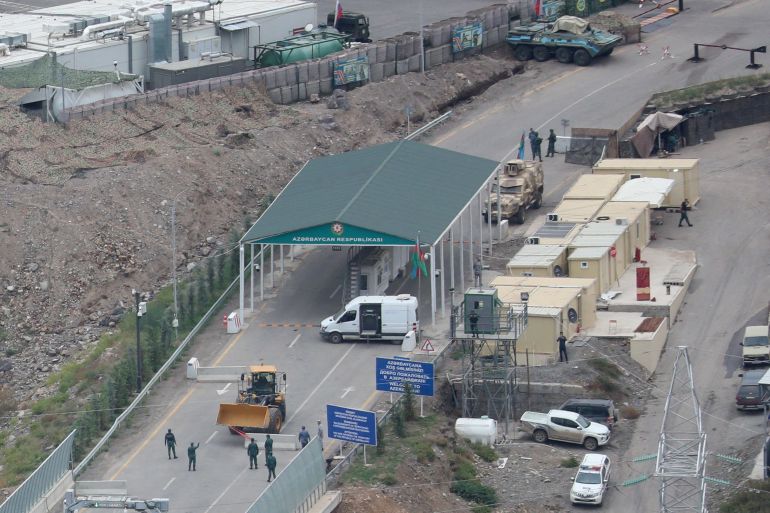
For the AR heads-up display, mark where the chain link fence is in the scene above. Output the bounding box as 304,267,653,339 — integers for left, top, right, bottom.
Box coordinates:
0,430,75,513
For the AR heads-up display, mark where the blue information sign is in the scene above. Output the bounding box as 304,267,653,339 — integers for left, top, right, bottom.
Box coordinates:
326,404,377,446
376,357,434,397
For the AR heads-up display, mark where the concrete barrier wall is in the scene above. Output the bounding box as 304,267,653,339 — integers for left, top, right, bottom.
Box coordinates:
630,320,669,374
61,3,513,120
239,433,301,451
195,365,249,382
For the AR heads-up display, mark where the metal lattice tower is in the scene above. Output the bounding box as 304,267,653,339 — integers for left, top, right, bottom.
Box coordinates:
655,346,707,513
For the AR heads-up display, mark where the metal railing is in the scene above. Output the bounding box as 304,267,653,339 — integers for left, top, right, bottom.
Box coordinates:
0,430,76,513
405,110,453,141
74,253,261,476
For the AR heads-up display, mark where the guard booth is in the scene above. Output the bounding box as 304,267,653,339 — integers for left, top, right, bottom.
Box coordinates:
463,288,502,334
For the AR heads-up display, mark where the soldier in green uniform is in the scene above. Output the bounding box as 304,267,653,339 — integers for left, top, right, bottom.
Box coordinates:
266,453,277,482
247,438,259,469
187,442,200,471
164,429,177,459
264,434,273,464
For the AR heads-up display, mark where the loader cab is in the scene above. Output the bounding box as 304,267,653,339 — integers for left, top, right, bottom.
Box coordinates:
239,366,286,400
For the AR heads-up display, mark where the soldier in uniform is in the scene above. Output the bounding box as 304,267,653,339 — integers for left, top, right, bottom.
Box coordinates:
679,199,692,227
469,310,480,338
546,129,557,157
266,453,277,482
264,434,273,464
187,442,200,471
247,438,259,469
164,429,177,459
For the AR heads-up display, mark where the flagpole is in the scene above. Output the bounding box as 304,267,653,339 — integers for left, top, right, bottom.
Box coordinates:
417,230,421,322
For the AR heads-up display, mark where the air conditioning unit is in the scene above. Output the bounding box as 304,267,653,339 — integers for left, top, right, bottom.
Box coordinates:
546,213,559,222
615,217,629,226
526,237,540,245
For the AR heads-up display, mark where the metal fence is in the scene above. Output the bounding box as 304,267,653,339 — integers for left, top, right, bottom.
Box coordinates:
0,430,76,513
74,253,260,475
246,437,326,513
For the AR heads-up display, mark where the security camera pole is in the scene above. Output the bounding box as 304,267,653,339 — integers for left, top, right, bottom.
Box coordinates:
133,289,143,393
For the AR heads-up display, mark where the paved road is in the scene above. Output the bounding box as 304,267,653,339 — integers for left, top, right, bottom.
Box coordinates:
80,0,770,512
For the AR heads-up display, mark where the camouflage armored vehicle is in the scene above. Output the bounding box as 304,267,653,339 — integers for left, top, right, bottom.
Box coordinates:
483,159,544,224
506,16,622,66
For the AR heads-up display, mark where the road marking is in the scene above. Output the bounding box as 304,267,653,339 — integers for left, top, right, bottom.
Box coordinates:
286,344,356,425
109,386,197,480
162,477,175,491
111,328,249,479
203,467,250,513
216,383,231,396
340,386,355,398
329,284,342,299
288,333,301,349
205,431,218,444
256,322,319,328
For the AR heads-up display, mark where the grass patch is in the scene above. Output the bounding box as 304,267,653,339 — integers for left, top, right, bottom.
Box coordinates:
719,479,770,513
651,73,770,106
588,358,621,379
450,480,497,509
560,456,579,468
413,440,436,463
620,405,641,419
470,442,497,463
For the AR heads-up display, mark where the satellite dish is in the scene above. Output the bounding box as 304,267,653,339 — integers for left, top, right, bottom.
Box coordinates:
304,23,314,32
568,308,578,323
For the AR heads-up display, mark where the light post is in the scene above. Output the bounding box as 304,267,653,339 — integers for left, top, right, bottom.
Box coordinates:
133,289,147,393
170,191,185,339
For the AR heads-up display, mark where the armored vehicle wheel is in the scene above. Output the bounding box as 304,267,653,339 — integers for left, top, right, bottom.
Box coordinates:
268,408,283,433
532,193,543,209
329,332,343,344
513,45,533,61
533,429,548,443
555,47,573,64
606,48,614,56
532,45,550,62
573,49,592,66
515,207,526,224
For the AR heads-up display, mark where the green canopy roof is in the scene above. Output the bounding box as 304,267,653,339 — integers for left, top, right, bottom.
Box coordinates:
242,140,499,247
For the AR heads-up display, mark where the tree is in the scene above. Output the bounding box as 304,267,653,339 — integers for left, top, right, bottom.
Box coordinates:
185,284,196,323
391,403,406,438
215,252,225,290
206,257,216,298
403,383,416,421
376,424,385,454
195,271,208,309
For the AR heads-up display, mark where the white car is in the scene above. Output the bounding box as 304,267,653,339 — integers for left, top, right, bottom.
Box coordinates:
570,454,611,505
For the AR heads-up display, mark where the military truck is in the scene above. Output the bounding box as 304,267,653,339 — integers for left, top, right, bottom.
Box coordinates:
217,365,286,435
483,159,544,224
326,11,371,43
506,16,622,66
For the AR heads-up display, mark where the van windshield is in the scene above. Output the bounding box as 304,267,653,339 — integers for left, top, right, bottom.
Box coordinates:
333,309,346,321
744,336,769,347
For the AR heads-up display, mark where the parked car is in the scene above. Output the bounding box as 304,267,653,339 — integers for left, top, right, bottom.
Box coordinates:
519,409,610,451
736,369,769,410
570,454,611,505
740,325,770,367
559,398,619,429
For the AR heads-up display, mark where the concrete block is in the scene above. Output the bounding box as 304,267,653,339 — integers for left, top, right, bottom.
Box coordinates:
442,44,452,63
425,47,443,68
375,42,387,63
319,58,332,79
385,39,396,61
307,60,320,81
274,67,287,87
306,80,320,97
297,62,309,83
408,54,421,72
486,29,500,47
370,62,384,82
320,78,333,95
267,88,282,104
279,86,293,104
395,38,407,60
396,58,409,75
284,65,298,86
366,46,377,62
383,60,396,77
297,83,307,101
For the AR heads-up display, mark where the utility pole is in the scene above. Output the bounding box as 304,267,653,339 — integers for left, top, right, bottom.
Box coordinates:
170,194,182,339
133,289,146,393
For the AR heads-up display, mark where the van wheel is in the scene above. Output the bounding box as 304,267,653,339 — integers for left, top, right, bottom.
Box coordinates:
583,437,599,451
329,332,343,344
533,429,548,443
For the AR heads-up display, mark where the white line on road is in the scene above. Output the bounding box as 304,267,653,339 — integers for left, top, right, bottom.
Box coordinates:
205,431,218,444
288,333,301,348
329,284,342,299
341,386,355,399
203,466,250,513
162,477,175,490
286,344,356,425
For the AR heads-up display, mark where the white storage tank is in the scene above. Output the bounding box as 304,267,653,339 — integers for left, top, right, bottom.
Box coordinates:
454,416,497,447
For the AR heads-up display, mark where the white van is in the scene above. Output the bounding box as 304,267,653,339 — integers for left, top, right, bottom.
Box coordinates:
320,295,418,344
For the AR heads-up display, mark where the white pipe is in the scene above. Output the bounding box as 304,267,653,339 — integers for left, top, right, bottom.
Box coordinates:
81,17,134,40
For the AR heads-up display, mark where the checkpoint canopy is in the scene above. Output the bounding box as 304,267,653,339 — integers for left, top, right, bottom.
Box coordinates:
241,140,499,248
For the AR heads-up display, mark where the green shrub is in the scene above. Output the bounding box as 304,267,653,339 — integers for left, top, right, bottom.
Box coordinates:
470,442,497,463
453,458,477,482
414,441,435,463
560,456,579,468
381,474,397,486
450,480,497,506
719,479,770,513
402,383,416,421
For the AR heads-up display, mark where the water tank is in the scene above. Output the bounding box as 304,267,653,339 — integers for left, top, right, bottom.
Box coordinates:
455,416,497,446
258,36,343,67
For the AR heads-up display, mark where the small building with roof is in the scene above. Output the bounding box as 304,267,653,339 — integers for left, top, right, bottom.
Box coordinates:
568,246,612,293
592,158,700,206
551,199,606,224
505,244,568,278
562,173,625,202
594,201,651,256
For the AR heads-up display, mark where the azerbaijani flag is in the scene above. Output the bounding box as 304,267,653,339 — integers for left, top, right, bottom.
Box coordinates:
517,131,526,160
334,0,343,28
410,238,428,279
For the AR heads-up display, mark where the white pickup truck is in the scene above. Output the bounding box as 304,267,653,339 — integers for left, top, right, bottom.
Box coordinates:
520,409,610,451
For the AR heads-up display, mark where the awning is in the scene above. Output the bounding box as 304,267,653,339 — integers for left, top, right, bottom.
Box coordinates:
612,177,675,208
220,20,259,31
631,111,684,158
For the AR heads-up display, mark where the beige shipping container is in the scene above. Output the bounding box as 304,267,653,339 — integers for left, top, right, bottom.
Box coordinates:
569,233,623,285
563,173,625,201
568,246,612,293
526,221,583,246
578,223,632,272
595,201,650,255
506,244,569,278
552,199,606,223
490,275,597,329
592,158,700,207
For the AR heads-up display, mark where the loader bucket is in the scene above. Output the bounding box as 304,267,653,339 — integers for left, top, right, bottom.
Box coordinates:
216,403,270,429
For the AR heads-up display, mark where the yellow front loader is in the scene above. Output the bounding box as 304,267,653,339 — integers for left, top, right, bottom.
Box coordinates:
216,365,286,434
